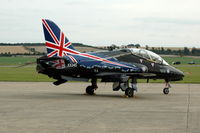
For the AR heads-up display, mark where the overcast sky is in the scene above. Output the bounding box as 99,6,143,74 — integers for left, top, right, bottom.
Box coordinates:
0,0,200,47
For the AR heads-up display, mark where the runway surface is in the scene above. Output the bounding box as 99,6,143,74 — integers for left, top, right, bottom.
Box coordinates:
0,82,199,133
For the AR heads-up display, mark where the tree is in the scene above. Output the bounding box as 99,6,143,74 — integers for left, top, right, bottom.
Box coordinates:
166,49,172,55
161,47,164,52
151,47,155,52
178,49,183,57
183,47,190,55
127,44,135,48
191,47,197,55
108,44,118,51
135,44,140,48
145,45,149,50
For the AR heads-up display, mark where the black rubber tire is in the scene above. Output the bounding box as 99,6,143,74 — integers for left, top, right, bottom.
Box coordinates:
86,86,94,95
125,88,134,97
163,88,169,95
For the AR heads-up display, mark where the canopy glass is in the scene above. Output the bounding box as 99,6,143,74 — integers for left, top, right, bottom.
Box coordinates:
128,48,169,65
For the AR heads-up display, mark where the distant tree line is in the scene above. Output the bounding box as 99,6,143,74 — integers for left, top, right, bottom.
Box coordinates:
0,52,46,57
107,44,200,56
103,43,200,56
0,52,12,57
127,44,141,48
104,44,142,51
147,46,200,56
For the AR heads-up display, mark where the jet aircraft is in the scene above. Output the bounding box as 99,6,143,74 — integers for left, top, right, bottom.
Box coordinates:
37,19,184,97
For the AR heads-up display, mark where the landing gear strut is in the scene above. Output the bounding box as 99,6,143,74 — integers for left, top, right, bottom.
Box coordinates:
124,78,138,97
86,78,98,95
112,78,138,97
163,80,171,95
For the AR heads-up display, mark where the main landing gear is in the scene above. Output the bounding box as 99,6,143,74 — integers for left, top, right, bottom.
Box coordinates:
113,78,138,97
126,78,138,97
86,78,98,95
163,80,171,95
125,87,134,97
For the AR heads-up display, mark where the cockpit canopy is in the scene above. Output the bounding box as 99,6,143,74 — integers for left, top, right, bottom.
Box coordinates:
128,48,169,65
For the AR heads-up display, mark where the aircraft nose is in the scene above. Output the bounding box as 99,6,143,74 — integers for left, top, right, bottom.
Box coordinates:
180,70,184,77
163,66,184,81
175,68,184,77
177,70,184,78
172,67,184,80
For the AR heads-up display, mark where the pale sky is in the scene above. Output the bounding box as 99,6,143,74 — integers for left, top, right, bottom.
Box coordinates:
0,0,200,47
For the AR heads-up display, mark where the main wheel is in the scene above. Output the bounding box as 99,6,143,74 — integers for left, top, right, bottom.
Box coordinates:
125,87,134,97
86,86,94,95
163,88,169,95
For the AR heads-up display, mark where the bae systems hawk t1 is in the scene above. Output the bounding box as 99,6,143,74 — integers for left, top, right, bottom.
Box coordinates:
36,19,184,97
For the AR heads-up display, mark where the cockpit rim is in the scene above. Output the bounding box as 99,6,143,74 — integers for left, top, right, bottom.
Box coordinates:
122,48,169,66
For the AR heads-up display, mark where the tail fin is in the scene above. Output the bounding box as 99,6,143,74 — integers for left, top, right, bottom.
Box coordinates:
42,19,77,57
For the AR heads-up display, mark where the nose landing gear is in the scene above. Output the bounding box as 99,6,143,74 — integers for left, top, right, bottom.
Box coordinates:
163,88,169,94
163,80,171,95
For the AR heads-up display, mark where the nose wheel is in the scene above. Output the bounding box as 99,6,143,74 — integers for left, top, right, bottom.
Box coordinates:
163,80,171,95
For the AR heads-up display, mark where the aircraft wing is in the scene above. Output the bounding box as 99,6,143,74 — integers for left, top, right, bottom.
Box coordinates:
96,72,156,77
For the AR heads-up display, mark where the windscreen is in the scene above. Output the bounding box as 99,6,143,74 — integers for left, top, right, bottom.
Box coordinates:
129,48,169,65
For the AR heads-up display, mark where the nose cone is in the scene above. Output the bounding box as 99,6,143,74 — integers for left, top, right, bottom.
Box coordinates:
176,68,184,77
170,66,184,81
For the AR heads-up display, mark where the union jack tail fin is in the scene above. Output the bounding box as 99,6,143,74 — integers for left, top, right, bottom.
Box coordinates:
42,19,78,57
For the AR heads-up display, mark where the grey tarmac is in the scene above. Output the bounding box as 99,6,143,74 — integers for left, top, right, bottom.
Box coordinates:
0,82,199,133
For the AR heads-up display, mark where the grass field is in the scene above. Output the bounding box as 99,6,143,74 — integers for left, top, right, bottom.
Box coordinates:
163,56,200,65
0,67,54,82
0,56,200,83
0,57,36,65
